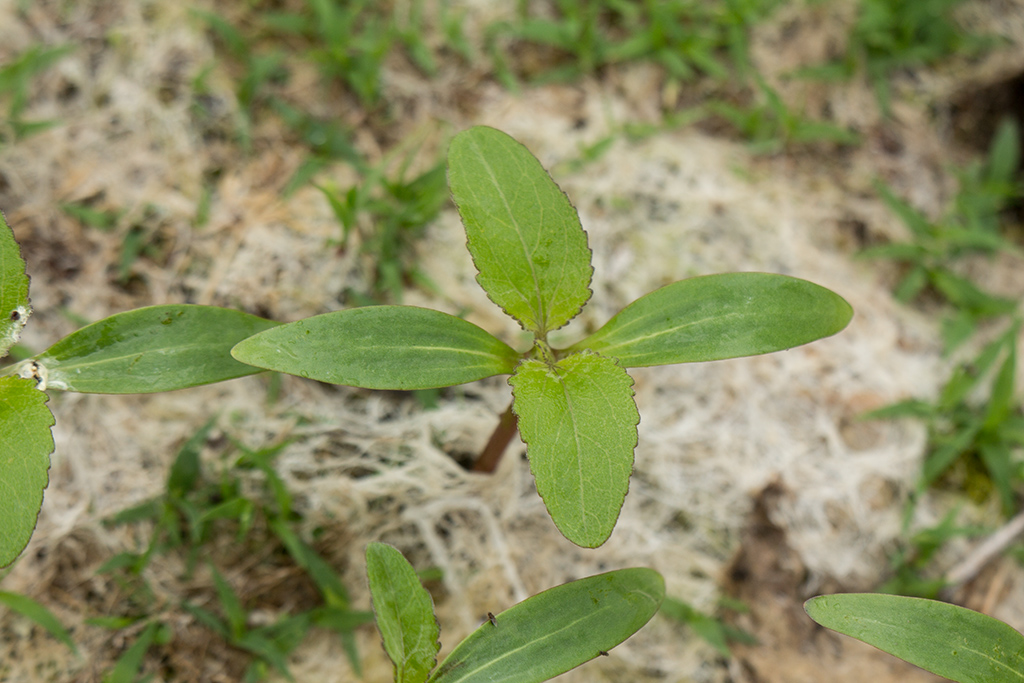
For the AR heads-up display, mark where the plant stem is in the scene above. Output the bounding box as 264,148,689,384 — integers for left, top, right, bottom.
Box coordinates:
473,401,518,473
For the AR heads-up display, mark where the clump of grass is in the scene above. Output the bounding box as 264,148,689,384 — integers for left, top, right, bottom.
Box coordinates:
88,420,371,681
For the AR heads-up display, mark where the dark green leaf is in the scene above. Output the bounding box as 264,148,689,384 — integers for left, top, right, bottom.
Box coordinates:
805,594,1024,683
232,306,519,390
570,273,852,367
429,568,664,683
31,305,279,393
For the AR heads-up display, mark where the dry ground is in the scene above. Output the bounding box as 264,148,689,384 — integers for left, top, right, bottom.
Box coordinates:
2,0,1024,681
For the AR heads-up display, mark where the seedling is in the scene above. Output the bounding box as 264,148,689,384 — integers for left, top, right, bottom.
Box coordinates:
862,119,1022,352
232,125,853,548
707,75,859,153
366,542,664,683
317,145,448,303
867,321,1024,515
94,424,369,680
486,0,778,86
0,44,73,144
805,593,1024,682
798,0,993,112
0,210,281,567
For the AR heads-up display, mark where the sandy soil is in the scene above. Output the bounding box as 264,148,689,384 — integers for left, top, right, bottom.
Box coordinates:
1,0,1023,681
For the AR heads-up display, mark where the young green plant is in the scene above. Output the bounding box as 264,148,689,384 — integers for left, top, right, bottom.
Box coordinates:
232,125,853,548
366,542,664,683
0,211,280,567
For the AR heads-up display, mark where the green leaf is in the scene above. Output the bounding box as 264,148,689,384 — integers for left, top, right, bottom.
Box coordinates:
510,351,638,548
804,594,1024,683
0,210,31,357
428,568,664,683
270,518,350,608
366,542,440,683
569,273,852,367
0,375,54,567
29,305,279,393
0,590,77,653
447,126,593,336
104,621,161,683
232,306,519,390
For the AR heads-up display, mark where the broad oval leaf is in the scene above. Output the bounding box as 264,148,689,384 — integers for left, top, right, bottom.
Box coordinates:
0,210,31,357
366,542,440,683
0,375,54,567
510,350,638,548
805,593,1024,683
31,305,279,393
569,273,852,366
232,306,519,390
448,126,593,337
428,567,664,683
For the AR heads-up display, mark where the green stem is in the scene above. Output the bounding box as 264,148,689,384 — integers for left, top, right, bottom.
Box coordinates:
472,401,518,474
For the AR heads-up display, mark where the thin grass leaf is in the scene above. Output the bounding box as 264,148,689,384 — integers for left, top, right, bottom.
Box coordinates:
0,590,76,653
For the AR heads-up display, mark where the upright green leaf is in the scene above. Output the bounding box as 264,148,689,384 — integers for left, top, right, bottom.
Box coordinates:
366,542,440,683
510,350,638,548
429,568,664,683
27,305,278,393
0,375,54,567
0,210,30,357
569,273,852,367
805,594,1024,683
232,306,519,390
448,126,593,336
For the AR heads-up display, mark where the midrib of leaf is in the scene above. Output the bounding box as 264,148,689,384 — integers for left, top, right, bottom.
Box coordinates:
466,135,548,337
556,365,588,522
44,339,222,369
593,309,746,353
436,584,660,683
437,607,594,683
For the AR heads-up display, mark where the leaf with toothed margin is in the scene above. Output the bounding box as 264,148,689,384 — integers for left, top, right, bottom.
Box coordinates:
448,126,593,337
0,212,52,568
510,350,638,548
0,375,53,567
366,543,440,683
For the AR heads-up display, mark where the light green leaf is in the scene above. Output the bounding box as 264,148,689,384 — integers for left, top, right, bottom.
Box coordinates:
429,568,664,683
27,305,278,393
569,273,853,367
804,594,1024,683
232,306,519,390
448,126,593,337
510,351,638,548
366,542,440,683
0,375,53,567
0,590,76,653
0,210,31,357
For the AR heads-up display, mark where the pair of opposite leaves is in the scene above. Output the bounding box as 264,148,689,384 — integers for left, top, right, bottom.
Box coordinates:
232,125,854,548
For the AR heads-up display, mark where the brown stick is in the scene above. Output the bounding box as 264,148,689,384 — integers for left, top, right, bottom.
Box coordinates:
472,401,518,474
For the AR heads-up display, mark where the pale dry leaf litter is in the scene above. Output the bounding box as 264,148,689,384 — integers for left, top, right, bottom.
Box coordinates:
1,0,1024,681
